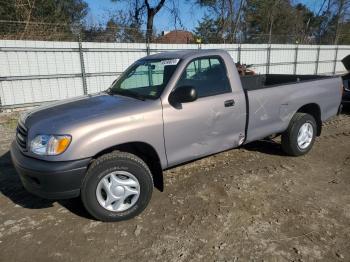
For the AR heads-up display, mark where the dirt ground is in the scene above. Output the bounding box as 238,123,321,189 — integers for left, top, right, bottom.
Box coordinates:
0,108,349,262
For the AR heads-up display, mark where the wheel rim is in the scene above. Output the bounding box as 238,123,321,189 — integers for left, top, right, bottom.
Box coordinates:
96,171,140,212
297,122,313,150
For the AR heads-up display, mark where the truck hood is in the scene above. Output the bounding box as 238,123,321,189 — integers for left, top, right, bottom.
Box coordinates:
342,54,350,71
22,93,150,131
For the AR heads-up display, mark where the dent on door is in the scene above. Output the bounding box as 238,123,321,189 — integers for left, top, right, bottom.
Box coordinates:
190,105,227,153
162,93,245,167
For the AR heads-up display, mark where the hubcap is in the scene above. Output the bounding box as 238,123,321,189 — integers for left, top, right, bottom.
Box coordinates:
297,122,313,150
96,171,140,212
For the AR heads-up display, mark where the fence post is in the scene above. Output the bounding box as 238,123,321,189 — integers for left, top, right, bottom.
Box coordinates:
314,46,320,75
293,44,299,75
332,45,339,75
146,37,150,56
266,44,271,74
238,42,242,63
78,33,88,95
0,92,2,112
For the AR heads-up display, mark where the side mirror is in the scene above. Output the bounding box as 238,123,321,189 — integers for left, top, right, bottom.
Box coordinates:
170,85,198,104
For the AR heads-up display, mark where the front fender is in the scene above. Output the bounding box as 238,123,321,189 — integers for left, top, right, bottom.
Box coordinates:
67,109,167,168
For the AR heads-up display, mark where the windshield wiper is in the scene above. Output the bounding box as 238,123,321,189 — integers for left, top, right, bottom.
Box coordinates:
109,89,146,101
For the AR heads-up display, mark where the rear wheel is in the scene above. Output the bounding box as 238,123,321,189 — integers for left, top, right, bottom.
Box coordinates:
81,151,153,222
281,113,317,156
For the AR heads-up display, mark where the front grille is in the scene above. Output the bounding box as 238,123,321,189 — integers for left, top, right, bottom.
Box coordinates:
16,122,28,151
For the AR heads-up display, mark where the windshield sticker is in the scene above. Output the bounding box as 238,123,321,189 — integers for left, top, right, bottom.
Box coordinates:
161,59,179,65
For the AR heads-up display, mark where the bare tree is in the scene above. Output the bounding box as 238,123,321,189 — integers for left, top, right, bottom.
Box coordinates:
333,0,350,44
195,0,242,42
112,0,145,26
145,0,166,42
15,0,37,39
132,0,146,26
167,0,185,30
111,0,189,42
233,0,245,41
268,0,281,44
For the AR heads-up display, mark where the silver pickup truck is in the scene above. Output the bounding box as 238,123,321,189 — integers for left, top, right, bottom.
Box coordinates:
11,50,343,221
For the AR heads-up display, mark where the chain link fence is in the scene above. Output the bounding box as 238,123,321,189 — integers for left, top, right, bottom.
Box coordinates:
0,21,349,109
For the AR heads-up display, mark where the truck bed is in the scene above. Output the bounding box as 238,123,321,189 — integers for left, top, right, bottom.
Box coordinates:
240,74,332,91
241,74,342,143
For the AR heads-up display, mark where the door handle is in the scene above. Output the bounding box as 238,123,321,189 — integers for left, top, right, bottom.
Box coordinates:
224,99,235,107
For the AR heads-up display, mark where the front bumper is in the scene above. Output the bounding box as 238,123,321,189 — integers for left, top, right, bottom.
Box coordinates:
10,141,91,199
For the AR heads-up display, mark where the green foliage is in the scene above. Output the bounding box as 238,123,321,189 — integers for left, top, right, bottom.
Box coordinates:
82,16,145,43
338,22,350,44
1,0,87,24
196,0,350,44
0,1,17,21
0,0,88,40
244,0,296,42
194,16,225,43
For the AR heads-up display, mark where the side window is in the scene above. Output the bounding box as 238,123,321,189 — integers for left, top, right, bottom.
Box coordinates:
176,57,231,98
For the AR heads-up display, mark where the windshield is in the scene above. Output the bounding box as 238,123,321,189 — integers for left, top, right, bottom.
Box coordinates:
109,59,180,100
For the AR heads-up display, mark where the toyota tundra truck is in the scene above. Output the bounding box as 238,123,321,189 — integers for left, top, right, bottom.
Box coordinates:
11,50,344,221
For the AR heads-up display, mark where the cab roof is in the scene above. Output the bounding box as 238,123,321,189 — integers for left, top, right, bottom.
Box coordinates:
141,49,228,60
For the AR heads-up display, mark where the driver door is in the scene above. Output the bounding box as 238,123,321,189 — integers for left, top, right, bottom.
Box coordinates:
162,56,246,167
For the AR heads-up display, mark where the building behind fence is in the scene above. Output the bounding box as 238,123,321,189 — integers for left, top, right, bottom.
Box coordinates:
0,26,349,109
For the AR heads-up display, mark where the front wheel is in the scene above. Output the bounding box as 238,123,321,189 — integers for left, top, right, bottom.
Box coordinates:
81,151,153,222
281,113,317,156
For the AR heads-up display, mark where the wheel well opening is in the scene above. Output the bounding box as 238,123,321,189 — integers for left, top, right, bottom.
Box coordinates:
94,142,164,192
297,103,322,136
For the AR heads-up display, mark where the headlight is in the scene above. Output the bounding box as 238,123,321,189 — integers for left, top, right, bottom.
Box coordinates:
31,135,71,155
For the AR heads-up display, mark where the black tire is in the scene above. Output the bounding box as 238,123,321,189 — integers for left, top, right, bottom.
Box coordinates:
281,113,317,156
81,151,153,222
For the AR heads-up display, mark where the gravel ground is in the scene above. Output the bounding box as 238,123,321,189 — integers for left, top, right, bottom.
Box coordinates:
0,108,349,262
